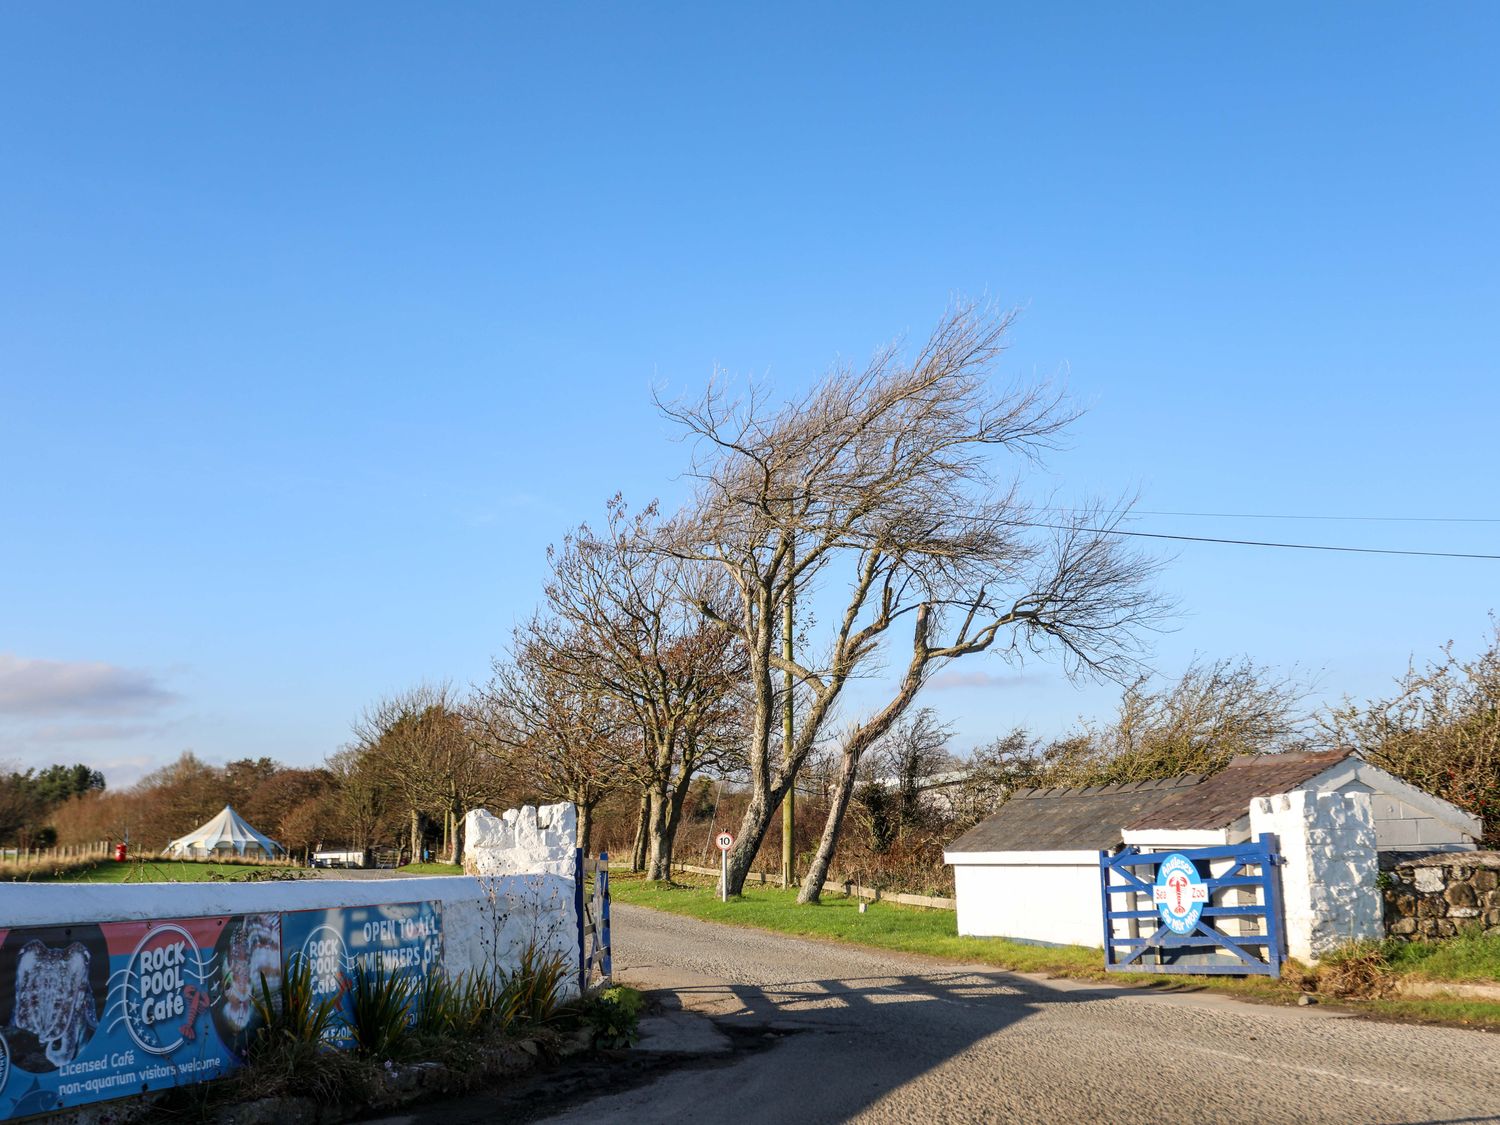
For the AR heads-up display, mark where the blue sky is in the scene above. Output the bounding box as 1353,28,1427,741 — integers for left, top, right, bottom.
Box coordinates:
2,5,1497,786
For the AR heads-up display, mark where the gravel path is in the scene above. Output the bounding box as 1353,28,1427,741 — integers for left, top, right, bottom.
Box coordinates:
536,903,1500,1125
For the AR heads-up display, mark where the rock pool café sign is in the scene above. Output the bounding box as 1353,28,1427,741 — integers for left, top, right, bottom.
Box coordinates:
0,902,441,1120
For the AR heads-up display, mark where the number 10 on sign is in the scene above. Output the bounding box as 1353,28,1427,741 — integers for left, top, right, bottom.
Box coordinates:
715,832,734,902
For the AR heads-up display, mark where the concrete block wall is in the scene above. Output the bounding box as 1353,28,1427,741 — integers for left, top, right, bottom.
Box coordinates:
1383,851,1500,940
1367,791,1477,851
462,802,580,994
1249,789,1381,962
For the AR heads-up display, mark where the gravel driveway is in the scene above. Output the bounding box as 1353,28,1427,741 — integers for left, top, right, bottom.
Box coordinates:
534,902,1500,1125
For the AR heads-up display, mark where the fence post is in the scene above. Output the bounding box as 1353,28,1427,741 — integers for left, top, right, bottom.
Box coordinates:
574,848,586,995
599,851,612,984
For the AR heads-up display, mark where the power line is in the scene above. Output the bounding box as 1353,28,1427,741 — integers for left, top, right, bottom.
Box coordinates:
1127,509,1500,525
1018,521,1500,560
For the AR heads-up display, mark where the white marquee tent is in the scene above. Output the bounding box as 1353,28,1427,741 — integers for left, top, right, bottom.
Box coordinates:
165,805,286,859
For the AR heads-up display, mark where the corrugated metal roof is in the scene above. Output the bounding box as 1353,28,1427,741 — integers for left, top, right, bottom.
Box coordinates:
946,775,1206,854
1123,749,1355,831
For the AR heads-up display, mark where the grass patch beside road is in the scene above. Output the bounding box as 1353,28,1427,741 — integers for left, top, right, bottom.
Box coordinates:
14,858,301,882
614,875,1103,978
397,862,464,875
612,873,1500,1031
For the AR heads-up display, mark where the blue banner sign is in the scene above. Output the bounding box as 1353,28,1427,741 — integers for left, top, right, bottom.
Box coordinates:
0,913,279,1120
0,900,441,1120
280,901,442,1046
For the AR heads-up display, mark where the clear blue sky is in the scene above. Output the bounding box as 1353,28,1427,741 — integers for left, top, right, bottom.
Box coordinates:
2,5,1497,787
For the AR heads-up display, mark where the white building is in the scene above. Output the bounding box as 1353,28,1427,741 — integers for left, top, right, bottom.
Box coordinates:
944,750,1481,958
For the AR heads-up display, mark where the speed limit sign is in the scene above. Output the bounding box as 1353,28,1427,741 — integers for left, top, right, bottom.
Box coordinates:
715,831,734,902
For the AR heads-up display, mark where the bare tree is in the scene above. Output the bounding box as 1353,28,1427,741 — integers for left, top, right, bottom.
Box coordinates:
471,638,629,858
659,302,1169,898
522,499,748,879
352,683,502,862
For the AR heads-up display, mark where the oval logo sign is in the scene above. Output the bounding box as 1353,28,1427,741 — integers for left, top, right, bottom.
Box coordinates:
125,924,205,1054
1152,853,1208,935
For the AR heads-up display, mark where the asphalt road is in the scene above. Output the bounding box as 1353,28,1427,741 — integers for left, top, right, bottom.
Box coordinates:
532,903,1500,1125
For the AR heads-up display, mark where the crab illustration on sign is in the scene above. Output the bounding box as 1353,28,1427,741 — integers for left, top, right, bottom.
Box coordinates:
1152,852,1209,935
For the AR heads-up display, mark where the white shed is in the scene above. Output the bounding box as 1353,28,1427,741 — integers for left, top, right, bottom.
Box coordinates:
942,776,1203,947
945,750,1482,953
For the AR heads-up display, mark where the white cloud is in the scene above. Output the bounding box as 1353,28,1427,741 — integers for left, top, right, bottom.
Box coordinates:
926,669,1030,692
0,654,178,718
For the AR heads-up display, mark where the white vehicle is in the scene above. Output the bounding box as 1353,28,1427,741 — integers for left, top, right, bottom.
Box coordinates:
311,848,367,868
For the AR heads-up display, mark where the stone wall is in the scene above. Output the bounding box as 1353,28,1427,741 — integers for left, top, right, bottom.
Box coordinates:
1382,851,1500,941
1249,789,1382,962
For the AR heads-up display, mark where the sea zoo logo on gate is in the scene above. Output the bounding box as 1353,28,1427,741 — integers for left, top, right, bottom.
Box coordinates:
125,924,206,1054
1152,852,1209,936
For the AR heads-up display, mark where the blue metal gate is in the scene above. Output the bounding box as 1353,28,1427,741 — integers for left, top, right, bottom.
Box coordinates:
1099,834,1287,977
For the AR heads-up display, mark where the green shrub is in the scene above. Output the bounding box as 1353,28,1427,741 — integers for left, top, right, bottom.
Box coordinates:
581,986,644,1048
498,942,570,1029
344,960,418,1058
244,956,362,1103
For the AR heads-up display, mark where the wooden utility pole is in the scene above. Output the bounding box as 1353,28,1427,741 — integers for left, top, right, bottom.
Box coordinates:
781,539,796,888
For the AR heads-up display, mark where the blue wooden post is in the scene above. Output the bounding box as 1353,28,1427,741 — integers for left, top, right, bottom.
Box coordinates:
1098,849,1116,968
573,846,586,994
1258,832,1286,975
599,851,612,983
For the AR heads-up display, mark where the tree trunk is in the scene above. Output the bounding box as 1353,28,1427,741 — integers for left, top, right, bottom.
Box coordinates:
722,786,778,895
409,808,420,864
450,805,465,864
798,747,861,903
577,800,594,860
630,791,649,872
645,786,674,881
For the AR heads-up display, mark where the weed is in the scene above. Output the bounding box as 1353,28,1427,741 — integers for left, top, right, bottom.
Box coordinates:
579,986,644,1048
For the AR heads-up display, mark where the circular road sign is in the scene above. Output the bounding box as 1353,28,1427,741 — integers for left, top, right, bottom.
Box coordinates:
1152,852,1208,935
715,832,735,851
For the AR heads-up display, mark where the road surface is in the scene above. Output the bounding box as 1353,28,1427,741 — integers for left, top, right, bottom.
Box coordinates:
534,903,1500,1125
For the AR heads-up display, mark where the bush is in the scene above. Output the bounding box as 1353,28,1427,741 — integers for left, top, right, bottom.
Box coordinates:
499,942,570,1028
580,986,644,1048
345,961,418,1058
243,955,363,1102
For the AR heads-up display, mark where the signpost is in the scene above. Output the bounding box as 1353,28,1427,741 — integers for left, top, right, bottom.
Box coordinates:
715,832,734,902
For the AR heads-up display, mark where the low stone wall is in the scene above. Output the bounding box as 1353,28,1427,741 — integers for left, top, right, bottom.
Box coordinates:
1382,851,1500,941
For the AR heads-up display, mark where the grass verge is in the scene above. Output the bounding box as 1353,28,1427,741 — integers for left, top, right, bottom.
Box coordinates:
8,857,306,882
397,862,465,875
611,873,1500,1031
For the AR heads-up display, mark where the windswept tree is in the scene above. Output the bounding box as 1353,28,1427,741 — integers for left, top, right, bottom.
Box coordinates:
660,302,1168,898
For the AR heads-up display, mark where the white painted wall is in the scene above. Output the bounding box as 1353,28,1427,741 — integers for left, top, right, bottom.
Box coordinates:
949,854,1102,947
463,802,580,994
4,801,586,996
1249,789,1381,962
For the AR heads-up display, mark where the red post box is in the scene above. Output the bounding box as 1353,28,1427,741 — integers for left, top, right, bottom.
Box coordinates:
114,842,127,862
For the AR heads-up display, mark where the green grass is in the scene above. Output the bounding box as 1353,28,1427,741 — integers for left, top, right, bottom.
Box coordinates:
613,873,1500,1030
23,859,298,883
397,862,464,875
612,875,1102,976
1382,926,1500,982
